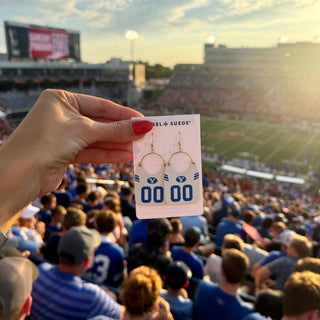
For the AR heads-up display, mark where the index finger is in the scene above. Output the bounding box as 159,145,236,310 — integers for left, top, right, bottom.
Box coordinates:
69,92,143,120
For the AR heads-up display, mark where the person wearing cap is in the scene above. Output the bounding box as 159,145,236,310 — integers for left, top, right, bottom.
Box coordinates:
251,229,296,279
9,204,44,253
255,234,312,292
215,203,246,250
194,249,253,320
0,256,38,320
0,89,153,248
31,226,124,320
160,261,194,320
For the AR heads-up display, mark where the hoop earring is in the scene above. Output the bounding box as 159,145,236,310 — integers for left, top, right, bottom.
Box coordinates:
164,132,200,205
135,133,166,206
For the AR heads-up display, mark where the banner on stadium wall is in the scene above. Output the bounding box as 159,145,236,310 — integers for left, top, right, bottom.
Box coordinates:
4,21,81,61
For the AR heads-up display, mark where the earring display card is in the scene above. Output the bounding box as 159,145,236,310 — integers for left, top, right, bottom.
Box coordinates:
132,114,203,219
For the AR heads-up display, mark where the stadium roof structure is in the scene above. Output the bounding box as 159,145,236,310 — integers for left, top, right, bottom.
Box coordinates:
221,164,305,185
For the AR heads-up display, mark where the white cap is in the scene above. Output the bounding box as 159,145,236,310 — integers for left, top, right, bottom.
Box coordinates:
19,205,39,219
279,230,296,246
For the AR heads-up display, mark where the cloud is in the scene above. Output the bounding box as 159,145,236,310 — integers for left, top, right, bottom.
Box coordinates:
166,0,210,23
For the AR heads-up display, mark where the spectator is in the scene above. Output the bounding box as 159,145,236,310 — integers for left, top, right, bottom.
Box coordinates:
282,271,320,320
161,261,193,320
215,203,245,250
171,227,204,279
194,249,253,320
256,217,274,240
205,233,244,283
127,218,172,278
103,196,125,246
83,191,104,213
0,256,38,320
84,210,125,288
43,207,87,264
120,266,173,320
243,289,283,320
212,196,234,227
51,175,73,209
168,218,184,246
72,182,89,207
255,234,312,291
265,221,286,251
251,229,296,278
10,204,44,253
120,186,137,222
31,226,124,319
294,257,320,274
44,205,66,241
180,215,215,257
37,194,57,225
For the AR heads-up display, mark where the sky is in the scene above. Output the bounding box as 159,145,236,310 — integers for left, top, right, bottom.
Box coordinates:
1,0,320,67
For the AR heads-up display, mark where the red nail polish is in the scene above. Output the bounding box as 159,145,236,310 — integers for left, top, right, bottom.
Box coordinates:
132,120,153,135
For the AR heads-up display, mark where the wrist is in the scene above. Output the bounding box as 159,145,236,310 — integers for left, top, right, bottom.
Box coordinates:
0,143,40,233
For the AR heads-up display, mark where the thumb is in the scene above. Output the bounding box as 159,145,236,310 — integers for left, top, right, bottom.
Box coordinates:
92,119,153,143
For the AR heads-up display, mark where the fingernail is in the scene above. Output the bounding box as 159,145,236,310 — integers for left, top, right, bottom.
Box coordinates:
132,120,153,135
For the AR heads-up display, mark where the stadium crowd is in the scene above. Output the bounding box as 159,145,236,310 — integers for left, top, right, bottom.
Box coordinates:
1,89,320,320
2,160,320,319
157,67,320,126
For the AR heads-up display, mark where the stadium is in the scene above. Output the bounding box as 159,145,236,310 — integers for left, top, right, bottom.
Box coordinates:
2,17,320,320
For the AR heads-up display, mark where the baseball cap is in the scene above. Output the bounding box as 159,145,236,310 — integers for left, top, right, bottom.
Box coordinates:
19,204,39,219
0,256,38,315
58,226,101,264
279,230,296,246
165,261,192,290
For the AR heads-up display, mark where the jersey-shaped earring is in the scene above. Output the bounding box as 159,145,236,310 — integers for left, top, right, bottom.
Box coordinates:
164,132,200,205
135,133,166,206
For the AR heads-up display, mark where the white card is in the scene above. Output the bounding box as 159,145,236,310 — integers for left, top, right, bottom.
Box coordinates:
132,114,203,219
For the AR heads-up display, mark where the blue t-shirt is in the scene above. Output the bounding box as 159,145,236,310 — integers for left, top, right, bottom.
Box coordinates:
31,263,121,320
128,219,149,249
161,289,193,320
194,281,253,320
84,236,125,288
171,246,204,279
258,251,286,266
37,209,52,225
215,218,245,249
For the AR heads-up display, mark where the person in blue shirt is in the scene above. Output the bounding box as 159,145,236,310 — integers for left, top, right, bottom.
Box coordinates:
194,249,253,320
161,261,194,320
171,227,204,279
215,204,246,250
84,210,125,288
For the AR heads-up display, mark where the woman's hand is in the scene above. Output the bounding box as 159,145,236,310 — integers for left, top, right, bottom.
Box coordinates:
0,89,153,233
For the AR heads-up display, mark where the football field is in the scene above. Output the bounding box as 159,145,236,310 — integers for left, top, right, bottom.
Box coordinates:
200,116,320,175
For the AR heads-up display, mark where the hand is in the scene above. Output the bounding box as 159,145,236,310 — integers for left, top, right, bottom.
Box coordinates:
0,89,153,233
151,297,174,320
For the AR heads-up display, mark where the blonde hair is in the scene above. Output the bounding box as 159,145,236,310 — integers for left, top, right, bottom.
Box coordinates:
289,235,312,258
222,234,244,251
122,266,162,316
283,271,320,317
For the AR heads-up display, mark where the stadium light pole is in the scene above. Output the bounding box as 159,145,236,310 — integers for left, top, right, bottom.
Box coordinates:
125,30,139,62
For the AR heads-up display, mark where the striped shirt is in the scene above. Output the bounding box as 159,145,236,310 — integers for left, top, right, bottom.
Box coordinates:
31,263,120,320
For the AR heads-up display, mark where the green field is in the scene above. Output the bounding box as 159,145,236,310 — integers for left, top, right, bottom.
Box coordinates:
200,116,320,175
